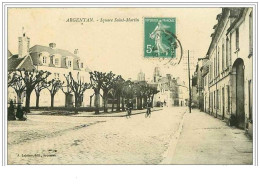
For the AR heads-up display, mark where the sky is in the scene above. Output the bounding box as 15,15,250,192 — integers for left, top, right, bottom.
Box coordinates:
8,8,221,84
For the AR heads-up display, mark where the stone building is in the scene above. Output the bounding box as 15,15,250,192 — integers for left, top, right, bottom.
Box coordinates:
8,29,93,108
202,8,253,136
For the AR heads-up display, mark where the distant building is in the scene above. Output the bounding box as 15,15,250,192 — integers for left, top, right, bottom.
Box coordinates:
137,70,145,81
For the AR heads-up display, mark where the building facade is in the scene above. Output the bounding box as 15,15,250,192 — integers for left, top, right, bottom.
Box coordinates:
8,29,93,108
202,8,253,136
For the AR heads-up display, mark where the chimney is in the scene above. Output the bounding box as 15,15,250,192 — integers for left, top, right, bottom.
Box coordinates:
74,49,79,55
18,27,30,58
49,43,56,49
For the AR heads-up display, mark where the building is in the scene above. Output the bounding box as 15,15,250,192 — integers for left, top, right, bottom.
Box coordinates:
8,29,93,108
202,8,253,136
137,70,145,81
151,66,188,107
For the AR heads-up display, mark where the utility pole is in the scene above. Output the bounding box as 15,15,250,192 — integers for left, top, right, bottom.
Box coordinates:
188,50,192,113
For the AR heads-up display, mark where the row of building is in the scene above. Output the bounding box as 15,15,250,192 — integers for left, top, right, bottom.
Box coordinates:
192,8,253,137
137,67,189,107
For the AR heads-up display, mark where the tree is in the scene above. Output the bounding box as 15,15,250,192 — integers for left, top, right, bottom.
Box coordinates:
101,71,116,113
65,72,91,114
8,71,26,104
108,75,123,112
61,75,73,107
34,80,50,108
89,71,106,114
47,79,64,108
18,69,51,112
134,82,146,110
122,80,135,111
150,86,160,107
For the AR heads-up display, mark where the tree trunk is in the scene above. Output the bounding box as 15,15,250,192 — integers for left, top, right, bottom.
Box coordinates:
121,97,125,111
112,98,115,112
94,91,100,114
51,94,54,108
116,95,120,112
151,94,154,107
16,91,22,104
90,95,93,107
25,90,32,113
36,92,40,108
144,96,147,108
74,94,79,114
103,91,108,113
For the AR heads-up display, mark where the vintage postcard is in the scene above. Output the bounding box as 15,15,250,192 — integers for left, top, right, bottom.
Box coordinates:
5,5,255,165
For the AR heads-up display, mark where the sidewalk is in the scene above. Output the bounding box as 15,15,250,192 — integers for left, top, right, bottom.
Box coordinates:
170,109,253,165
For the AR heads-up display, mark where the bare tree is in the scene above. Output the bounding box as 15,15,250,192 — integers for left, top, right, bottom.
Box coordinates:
65,72,91,114
47,79,64,108
8,71,26,104
62,75,73,107
17,69,51,112
101,71,116,113
34,80,50,108
89,71,105,114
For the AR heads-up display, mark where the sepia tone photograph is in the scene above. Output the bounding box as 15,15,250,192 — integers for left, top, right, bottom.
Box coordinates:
6,5,254,165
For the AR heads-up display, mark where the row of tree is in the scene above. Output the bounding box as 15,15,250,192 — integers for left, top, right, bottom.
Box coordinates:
8,69,159,114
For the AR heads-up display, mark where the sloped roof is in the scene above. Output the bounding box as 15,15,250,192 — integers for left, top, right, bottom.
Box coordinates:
30,45,79,58
8,55,24,71
8,54,35,71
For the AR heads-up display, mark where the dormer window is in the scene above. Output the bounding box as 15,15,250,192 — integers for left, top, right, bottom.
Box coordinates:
55,58,59,66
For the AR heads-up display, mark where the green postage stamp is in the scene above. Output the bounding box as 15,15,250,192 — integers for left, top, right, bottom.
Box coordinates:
144,18,176,58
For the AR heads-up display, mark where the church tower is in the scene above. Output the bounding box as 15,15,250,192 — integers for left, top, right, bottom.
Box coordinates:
153,66,161,82
18,27,30,58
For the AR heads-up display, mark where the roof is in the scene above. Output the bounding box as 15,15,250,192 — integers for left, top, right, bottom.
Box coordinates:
226,8,246,34
201,60,211,77
8,54,35,71
8,55,24,70
30,45,79,58
206,8,243,57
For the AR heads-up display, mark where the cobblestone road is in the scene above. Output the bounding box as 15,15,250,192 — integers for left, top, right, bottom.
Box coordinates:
8,107,186,164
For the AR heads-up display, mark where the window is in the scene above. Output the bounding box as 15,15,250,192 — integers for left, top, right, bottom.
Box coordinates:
216,89,219,109
217,46,220,75
227,85,230,112
214,91,216,109
222,43,225,71
81,63,83,68
43,56,47,64
236,28,239,50
226,38,229,68
249,12,253,55
214,57,216,78
55,58,59,65
248,80,253,121
68,61,72,67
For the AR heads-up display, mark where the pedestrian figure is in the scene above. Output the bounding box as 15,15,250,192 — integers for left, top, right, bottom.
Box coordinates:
126,100,133,118
16,104,27,121
8,100,16,121
145,99,152,118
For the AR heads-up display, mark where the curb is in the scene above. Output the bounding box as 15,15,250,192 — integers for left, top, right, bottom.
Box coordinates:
160,109,187,164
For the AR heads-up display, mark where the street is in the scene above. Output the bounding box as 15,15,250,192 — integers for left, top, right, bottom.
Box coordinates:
7,107,252,165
